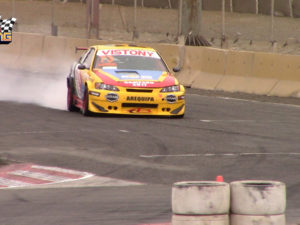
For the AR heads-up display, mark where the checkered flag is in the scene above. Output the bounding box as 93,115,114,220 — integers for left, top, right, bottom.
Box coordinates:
0,17,17,33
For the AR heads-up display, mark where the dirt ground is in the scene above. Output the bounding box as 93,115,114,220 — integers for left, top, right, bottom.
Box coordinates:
1,0,300,54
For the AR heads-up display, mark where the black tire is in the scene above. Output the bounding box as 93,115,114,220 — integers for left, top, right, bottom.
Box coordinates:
67,78,77,112
81,86,92,116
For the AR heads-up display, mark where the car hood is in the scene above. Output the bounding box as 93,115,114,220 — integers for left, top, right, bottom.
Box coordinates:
93,69,176,88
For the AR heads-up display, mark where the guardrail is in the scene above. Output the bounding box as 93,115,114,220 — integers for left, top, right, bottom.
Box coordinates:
177,46,300,98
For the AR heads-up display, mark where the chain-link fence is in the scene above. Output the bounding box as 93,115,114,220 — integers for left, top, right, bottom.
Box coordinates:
0,0,179,42
201,0,300,54
1,0,300,54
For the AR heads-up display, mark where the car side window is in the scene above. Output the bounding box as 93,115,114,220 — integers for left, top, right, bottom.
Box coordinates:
82,48,95,69
79,50,90,64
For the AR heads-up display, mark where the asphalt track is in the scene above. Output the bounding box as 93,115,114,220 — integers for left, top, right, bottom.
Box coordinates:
0,85,300,224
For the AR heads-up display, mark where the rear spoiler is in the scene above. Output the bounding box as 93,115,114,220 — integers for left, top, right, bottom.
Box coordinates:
75,47,88,53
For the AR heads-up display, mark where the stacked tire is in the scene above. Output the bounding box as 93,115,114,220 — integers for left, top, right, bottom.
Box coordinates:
172,181,230,225
230,180,286,225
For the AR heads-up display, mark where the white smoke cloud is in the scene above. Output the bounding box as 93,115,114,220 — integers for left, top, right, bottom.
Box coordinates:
0,68,67,110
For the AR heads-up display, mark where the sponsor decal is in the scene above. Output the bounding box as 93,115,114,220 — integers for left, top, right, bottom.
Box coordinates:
121,75,154,80
97,49,160,59
140,75,153,79
128,108,152,113
0,16,16,44
124,81,155,87
105,93,119,102
127,96,154,102
121,74,140,79
166,94,177,103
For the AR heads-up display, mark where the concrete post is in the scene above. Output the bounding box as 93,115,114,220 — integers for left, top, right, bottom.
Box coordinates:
289,0,294,18
180,0,202,36
271,0,274,42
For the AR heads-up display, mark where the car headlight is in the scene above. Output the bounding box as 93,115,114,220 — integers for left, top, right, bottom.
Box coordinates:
160,85,180,93
95,83,120,91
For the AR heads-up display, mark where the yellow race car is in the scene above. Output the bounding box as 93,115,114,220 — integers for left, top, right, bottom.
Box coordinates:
67,44,185,117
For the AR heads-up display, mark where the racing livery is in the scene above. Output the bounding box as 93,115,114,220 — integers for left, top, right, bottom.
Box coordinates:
67,44,185,117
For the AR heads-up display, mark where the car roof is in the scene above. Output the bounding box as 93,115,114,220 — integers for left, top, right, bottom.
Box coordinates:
92,44,156,52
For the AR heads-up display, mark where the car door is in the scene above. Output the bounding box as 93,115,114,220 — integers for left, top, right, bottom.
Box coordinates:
74,48,96,99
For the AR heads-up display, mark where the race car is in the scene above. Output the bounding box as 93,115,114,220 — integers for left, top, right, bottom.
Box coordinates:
67,44,185,117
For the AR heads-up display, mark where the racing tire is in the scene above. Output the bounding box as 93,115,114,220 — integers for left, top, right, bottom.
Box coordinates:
172,214,229,225
81,86,92,116
230,214,285,225
230,180,286,215
67,78,77,112
172,181,230,215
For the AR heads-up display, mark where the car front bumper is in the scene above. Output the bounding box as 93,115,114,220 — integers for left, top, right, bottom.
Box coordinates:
87,89,185,116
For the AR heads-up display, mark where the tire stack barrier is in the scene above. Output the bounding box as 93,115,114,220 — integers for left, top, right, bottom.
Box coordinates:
172,181,230,225
230,180,286,225
171,180,286,225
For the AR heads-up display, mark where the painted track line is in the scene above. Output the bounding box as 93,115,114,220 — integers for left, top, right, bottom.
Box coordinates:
31,165,91,175
9,170,76,182
188,93,300,109
0,163,145,189
0,163,94,189
0,177,30,187
140,152,300,158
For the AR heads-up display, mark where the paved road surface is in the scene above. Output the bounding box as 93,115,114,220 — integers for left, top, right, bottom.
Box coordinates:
0,88,299,225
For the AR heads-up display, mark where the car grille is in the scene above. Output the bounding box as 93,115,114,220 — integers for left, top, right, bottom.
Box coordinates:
122,103,158,108
126,89,153,93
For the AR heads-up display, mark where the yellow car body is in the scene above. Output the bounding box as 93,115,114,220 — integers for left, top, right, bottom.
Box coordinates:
67,44,185,117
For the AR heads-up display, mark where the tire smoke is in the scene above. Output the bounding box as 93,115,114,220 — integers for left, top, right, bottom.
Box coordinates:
0,69,67,110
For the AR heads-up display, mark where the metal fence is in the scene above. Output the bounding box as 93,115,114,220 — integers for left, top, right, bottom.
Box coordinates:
1,0,300,53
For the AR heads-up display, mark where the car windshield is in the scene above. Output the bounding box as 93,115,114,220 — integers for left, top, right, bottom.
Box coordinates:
93,49,168,71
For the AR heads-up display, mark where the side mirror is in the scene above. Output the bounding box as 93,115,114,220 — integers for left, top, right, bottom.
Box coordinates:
78,64,87,70
173,67,181,73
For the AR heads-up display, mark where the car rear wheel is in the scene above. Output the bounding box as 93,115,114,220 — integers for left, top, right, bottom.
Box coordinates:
67,78,77,112
81,86,92,116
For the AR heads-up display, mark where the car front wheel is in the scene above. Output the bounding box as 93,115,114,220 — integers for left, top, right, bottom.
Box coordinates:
81,86,92,116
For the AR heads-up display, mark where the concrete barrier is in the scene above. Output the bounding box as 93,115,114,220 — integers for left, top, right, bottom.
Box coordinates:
146,43,180,71
252,52,283,80
17,32,45,72
64,37,89,61
216,76,278,95
225,50,254,77
216,50,277,95
191,47,226,90
0,32,22,69
88,39,125,47
191,72,223,91
176,46,203,87
271,53,300,81
41,36,67,73
269,80,300,98
2,32,300,99
200,47,227,77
